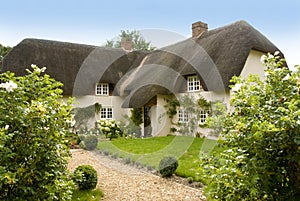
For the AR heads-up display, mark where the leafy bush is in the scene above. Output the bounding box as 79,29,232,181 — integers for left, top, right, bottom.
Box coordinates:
98,119,123,140
124,157,132,164
73,165,98,190
203,53,300,200
79,141,86,150
158,156,178,177
84,135,98,150
0,65,74,200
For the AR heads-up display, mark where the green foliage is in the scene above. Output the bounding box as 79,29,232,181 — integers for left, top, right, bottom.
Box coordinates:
165,94,210,136
164,97,180,119
203,52,300,200
119,112,142,138
205,102,227,136
0,44,12,70
73,165,98,190
0,65,74,200
105,30,156,50
73,103,101,130
98,119,123,140
83,135,98,151
128,108,143,137
71,189,103,201
197,96,211,108
159,156,179,177
130,108,143,126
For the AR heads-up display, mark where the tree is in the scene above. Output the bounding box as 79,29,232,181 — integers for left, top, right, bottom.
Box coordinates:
0,65,74,200
105,30,155,50
202,52,300,200
0,44,12,70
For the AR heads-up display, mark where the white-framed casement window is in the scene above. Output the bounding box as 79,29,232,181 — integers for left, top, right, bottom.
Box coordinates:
199,109,210,124
178,109,189,123
100,107,113,119
187,75,201,92
95,83,109,95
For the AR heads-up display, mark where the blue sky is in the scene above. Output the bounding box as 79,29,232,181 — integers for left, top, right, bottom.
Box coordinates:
1,0,299,66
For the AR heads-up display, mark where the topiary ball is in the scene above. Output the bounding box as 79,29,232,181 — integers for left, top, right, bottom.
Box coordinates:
158,156,178,178
84,135,98,150
73,165,98,190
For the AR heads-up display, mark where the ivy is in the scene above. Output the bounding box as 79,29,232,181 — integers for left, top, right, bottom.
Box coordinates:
73,103,101,130
164,97,180,119
163,95,212,136
197,96,211,109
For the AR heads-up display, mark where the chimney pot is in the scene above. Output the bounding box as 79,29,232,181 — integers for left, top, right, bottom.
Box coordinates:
192,21,208,37
121,37,133,52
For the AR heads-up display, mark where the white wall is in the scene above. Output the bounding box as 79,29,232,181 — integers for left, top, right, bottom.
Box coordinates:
240,50,266,81
62,95,131,129
152,91,230,137
63,50,266,136
151,95,172,137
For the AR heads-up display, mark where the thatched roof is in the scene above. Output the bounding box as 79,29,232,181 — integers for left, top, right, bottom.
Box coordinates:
2,20,283,108
117,20,282,107
2,38,147,95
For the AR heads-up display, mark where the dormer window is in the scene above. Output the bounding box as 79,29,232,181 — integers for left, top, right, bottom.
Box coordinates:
96,83,109,95
187,75,201,92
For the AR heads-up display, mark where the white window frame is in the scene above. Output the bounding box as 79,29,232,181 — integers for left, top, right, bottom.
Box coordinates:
95,83,109,95
100,107,113,119
187,75,201,92
178,109,189,123
199,109,210,124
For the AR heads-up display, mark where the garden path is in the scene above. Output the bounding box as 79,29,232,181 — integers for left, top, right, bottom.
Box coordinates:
68,149,206,201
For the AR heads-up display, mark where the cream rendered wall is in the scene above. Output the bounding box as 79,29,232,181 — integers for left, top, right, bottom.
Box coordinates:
153,92,230,137
229,49,266,110
63,95,131,128
240,50,266,81
151,95,172,137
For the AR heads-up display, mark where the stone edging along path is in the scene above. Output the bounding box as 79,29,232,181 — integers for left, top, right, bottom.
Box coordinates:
68,149,206,201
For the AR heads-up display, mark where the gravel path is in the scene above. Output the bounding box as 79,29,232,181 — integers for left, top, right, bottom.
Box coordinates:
68,149,206,201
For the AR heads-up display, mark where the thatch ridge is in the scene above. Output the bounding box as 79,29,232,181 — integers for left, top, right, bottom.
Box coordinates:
2,20,283,108
117,20,282,107
3,38,148,95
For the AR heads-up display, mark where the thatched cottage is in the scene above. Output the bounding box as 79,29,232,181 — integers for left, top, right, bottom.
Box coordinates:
2,20,282,137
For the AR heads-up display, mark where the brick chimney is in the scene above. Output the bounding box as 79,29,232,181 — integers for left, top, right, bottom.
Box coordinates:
121,37,133,52
192,21,208,37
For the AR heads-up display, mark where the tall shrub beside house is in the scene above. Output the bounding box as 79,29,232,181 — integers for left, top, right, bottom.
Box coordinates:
202,53,300,200
0,65,74,201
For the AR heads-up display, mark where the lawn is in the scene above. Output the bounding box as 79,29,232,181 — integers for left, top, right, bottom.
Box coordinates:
71,189,103,201
97,136,223,182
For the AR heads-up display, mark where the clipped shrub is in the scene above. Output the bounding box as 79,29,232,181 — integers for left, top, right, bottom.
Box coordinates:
103,150,110,156
158,156,178,177
73,165,98,190
124,157,132,164
79,141,86,149
84,135,98,150
187,177,194,184
111,152,119,159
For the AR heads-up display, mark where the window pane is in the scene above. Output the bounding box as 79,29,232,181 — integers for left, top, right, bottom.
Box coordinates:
100,107,113,119
187,76,201,92
96,83,109,95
